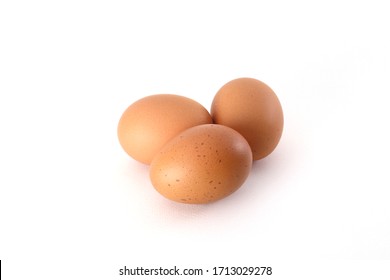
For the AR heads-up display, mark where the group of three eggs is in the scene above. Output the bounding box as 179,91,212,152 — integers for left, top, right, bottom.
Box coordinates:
118,78,284,204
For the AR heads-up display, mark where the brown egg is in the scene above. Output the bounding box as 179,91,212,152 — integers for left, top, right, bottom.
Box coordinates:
150,124,252,204
118,94,212,164
211,78,284,160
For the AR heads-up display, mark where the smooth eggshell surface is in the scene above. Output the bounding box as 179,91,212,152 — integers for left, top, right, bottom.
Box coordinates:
118,94,212,164
150,124,253,204
211,78,284,160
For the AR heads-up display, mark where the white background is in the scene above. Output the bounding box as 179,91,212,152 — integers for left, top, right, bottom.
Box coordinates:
1,0,390,279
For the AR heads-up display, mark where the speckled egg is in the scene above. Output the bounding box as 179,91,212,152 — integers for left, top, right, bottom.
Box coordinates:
149,124,253,204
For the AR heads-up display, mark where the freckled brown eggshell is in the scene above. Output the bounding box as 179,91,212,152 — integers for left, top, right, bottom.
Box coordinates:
117,94,212,164
211,78,284,160
150,124,252,204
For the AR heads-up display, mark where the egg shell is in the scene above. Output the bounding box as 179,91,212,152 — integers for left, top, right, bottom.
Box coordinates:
118,94,212,164
150,124,253,204
211,78,284,160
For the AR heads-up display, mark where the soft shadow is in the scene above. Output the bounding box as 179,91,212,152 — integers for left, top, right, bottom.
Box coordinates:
121,159,149,181
233,145,291,206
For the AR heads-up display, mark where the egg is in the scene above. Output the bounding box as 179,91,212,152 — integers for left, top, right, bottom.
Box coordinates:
118,94,212,164
211,78,284,160
149,124,252,204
